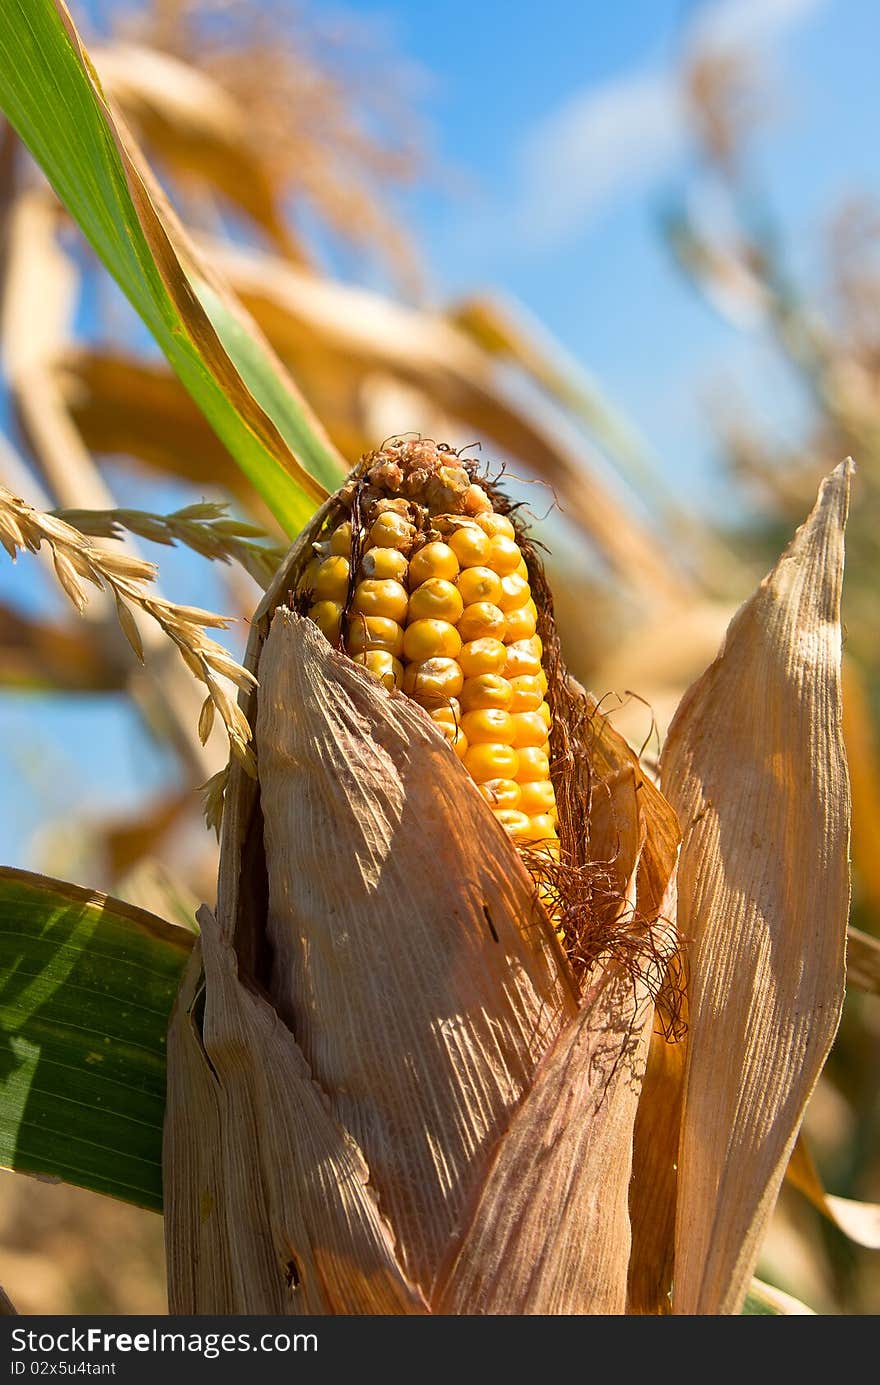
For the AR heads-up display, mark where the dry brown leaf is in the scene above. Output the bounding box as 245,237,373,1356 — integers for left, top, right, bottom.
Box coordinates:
841,657,880,914
0,601,125,692
661,459,853,1314
846,925,880,994
786,1134,880,1250
93,42,305,262
202,238,695,607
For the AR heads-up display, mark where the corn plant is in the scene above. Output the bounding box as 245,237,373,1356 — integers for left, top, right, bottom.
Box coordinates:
0,0,874,1316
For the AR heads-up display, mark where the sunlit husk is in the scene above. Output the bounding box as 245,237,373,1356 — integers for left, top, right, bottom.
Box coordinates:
660,460,853,1314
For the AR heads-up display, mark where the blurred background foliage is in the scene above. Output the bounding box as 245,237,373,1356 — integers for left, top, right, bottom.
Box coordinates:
0,0,877,1314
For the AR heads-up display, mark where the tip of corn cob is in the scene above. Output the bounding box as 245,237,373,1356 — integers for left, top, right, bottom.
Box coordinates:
297,439,560,875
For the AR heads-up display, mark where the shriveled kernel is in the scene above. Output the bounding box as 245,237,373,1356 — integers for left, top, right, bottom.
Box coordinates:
402,619,462,662
300,555,320,590
458,638,507,678
479,778,522,809
409,542,459,586
498,572,531,613
368,511,412,549
312,555,350,603
360,547,409,581
402,657,464,701
309,600,343,642
330,522,352,556
515,746,551,783
346,614,405,658
460,708,515,745
460,672,514,710
353,650,403,690
475,511,516,540
486,534,522,576
517,780,557,816
510,710,549,748
504,599,538,643
458,602,506,643
456,566,503,606
463,483,493,514
352,579,409,623
407,578,464,624
509,674,544,712
464,742,519,783
447,524,491,568
493,808,531,837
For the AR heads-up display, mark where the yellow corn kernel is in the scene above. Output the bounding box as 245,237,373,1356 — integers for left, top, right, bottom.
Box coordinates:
486,534,522,575
504,641,542,679
521,814,558,843
330,522,352,556
458,638,508,678
463,483,493,515
503,599,538,643
409,541,460,585
517,780,557,816
353,650,403,690
537,699,552,728
460,708,515,745
309,600,344,643
407,578,464,624
493,808,531,837
352,578,409,623
508,674,544,712
460,672,514,710
510,710,549,748
475,512,516,540
346,615,405,658
360,547,409,581
312,555,350,603
498,572,530,613
515,746,551,783
429,700,462,729
402,657,464,701
402,618,462,662
456,566,503,606
368,511,412,549
515,555,528,579
457,602,506,643
464,742,519,783
479,778,522,809
447,523,491,568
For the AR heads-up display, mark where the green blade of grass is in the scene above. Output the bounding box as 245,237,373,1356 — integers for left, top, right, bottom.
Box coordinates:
0,866,193,1211
0,0,347,535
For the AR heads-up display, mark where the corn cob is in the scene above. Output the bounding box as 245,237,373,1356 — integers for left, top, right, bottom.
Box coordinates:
300,441,559,860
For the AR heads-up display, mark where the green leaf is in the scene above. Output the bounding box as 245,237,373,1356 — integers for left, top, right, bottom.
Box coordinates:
0,0,347,535
0,866,193,1212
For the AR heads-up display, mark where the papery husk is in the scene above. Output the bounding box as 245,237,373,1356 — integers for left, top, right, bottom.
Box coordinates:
660,459,853,1315
165,452,683,1314
786,1134,880,1250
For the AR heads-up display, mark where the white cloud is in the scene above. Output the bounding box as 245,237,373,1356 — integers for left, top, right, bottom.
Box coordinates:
502,0,825,252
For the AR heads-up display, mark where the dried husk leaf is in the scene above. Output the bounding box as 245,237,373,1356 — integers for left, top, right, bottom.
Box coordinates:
660,460,853,1315
435,774,677,1315
164,922,426,1314
785,1134,880,1250
255,614,576,1296
845,925,880,994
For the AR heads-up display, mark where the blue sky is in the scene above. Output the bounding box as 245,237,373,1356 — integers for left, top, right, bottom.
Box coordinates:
1,0,877,873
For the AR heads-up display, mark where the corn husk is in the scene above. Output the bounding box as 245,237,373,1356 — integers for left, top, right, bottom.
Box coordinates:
164,455,852,1315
